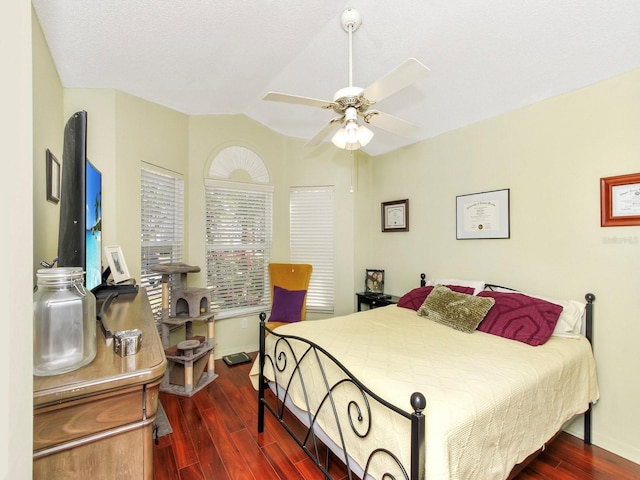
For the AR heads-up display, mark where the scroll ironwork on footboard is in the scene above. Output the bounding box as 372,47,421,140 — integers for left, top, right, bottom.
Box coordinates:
257,312,426,480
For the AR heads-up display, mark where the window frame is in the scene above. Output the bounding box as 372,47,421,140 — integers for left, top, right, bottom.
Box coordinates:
204,179,273,319
140,167,185,319
290,185,335,313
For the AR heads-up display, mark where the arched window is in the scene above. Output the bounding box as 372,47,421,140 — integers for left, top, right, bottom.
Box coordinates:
204,147,273,317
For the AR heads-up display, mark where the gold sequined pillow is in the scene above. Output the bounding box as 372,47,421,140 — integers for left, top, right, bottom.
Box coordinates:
417,284,495,333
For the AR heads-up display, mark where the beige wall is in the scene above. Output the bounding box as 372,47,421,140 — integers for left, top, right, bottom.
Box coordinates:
113,91,189,280
3,1,34,478
32,10,63,280
368,69,640,463
62,89,189,282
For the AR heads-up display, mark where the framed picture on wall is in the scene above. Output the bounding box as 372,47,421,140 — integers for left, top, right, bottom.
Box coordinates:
381,199,409,232
456,188,510,239
46,149,60,204
600,172,640,227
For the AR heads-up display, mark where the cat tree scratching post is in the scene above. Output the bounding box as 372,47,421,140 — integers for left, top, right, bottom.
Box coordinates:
151,263,217,397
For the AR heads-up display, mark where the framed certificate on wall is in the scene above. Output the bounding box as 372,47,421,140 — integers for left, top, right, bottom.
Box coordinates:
381,199,409,232
456,189,510,239
601,173,640,227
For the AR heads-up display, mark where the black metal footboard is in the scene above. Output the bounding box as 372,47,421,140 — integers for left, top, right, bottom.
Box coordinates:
257,313,426,480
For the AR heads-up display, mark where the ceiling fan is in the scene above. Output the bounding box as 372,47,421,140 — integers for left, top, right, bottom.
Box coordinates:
263,8,430,151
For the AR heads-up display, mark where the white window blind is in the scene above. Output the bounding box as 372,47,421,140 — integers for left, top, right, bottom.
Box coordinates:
290,186,335,313
205,180,273,318
140,168,184,318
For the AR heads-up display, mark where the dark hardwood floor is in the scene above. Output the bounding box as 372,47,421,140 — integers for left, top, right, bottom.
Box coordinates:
153,352,640,480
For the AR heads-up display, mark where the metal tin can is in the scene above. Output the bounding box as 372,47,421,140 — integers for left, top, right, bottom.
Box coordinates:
113,329,143,357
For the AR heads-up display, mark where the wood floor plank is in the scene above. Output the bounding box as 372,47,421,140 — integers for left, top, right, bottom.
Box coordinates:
261,441,305,480
199,404,255,480
154,353,640,480
160,392,200,470
204,379,247,434
178,392,231,480
230,427,281,480
152,444,180,480
178,463,206,480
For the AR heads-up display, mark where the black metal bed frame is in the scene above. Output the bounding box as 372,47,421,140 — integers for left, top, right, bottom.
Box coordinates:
257,278,596,480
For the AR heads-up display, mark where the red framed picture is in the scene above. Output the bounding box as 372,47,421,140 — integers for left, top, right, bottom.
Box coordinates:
600,173,640,227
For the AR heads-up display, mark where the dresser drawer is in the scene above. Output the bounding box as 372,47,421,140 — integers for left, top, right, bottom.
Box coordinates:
33,385,143,452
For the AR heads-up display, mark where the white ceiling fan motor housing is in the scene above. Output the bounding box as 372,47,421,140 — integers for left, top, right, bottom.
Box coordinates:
333,86,364,103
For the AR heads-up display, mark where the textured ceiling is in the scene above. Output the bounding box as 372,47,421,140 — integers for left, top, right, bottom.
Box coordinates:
32,0,640,156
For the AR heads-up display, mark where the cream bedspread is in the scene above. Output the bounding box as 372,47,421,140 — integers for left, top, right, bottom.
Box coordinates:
249,305,599,480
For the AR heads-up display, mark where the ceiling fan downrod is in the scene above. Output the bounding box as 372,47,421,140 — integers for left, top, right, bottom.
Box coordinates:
340,8,361,89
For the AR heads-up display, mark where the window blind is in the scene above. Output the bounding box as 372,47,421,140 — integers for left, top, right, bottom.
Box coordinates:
205,180,273,318
140,168,184,318
290,186,335,313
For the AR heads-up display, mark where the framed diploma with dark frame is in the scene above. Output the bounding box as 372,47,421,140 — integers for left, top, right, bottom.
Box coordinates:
600,173,640,227
381,199,409,232
456,188,510,239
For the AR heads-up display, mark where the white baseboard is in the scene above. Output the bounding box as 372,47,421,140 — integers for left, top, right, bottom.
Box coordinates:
592,432,640,466
564,416,640,466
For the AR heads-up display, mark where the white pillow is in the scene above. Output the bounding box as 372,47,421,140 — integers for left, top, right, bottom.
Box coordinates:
538,296,585,338
426,278,485,295
484,286,585,338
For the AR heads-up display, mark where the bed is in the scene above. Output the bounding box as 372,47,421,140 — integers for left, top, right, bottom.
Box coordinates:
249,276,599,480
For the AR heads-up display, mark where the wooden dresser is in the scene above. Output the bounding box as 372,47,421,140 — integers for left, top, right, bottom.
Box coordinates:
33,290,167,480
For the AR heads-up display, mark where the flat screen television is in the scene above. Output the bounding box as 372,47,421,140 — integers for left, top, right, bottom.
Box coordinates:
57,111,103,291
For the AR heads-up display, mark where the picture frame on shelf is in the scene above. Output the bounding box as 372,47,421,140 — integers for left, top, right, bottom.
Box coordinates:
456,188,510,239
365,269,385,294
600,172,640,227
381,199,409,232
104,245,132,284
46,149,60,204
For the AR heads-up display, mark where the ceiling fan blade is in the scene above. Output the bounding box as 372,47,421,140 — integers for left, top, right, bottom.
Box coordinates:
363,58,430,103
263,91,334,109
305,117,343,147
364,111,421,138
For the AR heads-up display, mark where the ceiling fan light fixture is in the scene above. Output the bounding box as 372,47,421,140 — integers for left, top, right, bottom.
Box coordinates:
345,121,359,143
331,128,348,149
357,124,374,146
331,121,374,150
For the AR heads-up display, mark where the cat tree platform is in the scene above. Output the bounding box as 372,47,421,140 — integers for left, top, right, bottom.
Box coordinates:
151,263,217,397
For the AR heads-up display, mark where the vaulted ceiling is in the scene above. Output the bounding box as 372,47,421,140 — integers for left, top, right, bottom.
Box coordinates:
32,1,640,156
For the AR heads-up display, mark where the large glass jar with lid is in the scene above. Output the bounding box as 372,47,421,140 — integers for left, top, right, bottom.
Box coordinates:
33,267,97,376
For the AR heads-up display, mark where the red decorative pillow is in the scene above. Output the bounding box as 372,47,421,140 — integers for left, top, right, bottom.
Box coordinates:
397,286,434,310
397,285,474,311
269,285,307,323
477,291,563,346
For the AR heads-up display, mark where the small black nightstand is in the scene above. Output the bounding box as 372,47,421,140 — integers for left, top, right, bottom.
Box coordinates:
356,292,400,311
